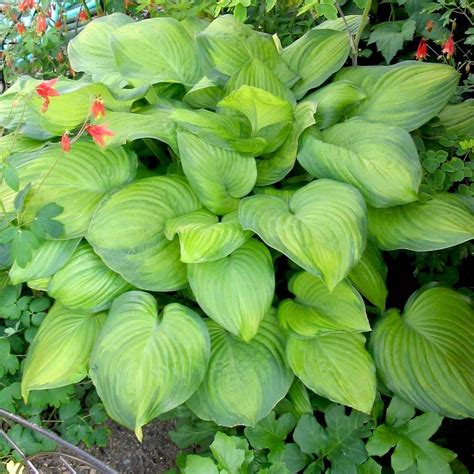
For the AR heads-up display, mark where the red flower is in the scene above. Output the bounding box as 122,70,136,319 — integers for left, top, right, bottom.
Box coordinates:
425,20,434,32
36,78,60,113
415,38,428,61
61,131,71,152
91,96,106,119
36,13,47,35
18,0,35,12
16,22,26,35
78,9,88,21
56,50,64,62
86,124,114,147
442,34,455,58
55,19,62,29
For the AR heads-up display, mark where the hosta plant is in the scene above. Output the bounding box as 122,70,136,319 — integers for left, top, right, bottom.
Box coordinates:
0,13,473,445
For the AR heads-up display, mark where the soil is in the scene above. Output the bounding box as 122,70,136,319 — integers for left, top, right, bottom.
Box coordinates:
29,420,179,474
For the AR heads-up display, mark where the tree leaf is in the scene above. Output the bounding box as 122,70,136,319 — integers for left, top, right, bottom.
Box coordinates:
90,291,210,440
239,179,367,291
87,175,202,291
21,303,106,401
188,239,275,341
187,314,293,427
370,286,474,418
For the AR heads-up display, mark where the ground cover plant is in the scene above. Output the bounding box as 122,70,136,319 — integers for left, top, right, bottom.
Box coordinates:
0,8,473,472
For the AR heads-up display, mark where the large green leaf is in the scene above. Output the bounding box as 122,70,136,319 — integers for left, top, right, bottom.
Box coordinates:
239,179,367,290
9,238,80,284
165,209,252,263
188,239,275,341
0,134,46,162
177,130,257,215
90,291,210,439
287,332,376,414
111,18,202,87
426,99,474,139
187,315,293,426
335,61,459,131
370,286,474,419
21,303,105,401
256,100,316,186
86,175,202,291
1,143,137,238
67,13,134,87
368,193,474,251
184,76,224,109
278,272,370,338
348,241,388,310
48,243,131,313
297,119,422,207
282,29,350,99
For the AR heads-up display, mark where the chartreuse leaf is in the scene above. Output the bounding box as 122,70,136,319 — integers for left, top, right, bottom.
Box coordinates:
67,13,134,87
90,291,210,440
210,432,254,473
21,303,106,401
218,86,293,153
278,272,370,338
111,18,202,87
87,175,201,291
48,243,131,313
282,29,350,99
188,239,274,341
196,15,297,86
165,209,252,263
184,76,223,109
434,99,474,137
316,15,366,35
256,100,316,186
305,81,366,129
187,315,293,427
183,456,218,474
239,179,367,291
367,410,456,473
9,238,80,284
348,241,388,310
287,332,376,414
0,134,46,162
368,193,474,251
298,119,422,207
0,143,137,239
335,61,460,131
370,286,474,418
177,131,257,215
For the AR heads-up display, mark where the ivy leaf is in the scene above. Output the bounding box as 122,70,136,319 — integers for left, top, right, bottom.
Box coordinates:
368,20,416,64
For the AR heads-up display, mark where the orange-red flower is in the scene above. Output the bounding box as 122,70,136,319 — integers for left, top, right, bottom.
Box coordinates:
61,131,71,152
56,50,64,62
86,124,114,147
16,22,26,35
415,38,428,61
425,20,434,32
18,0,35,13
91,96,106,119
442,34,455,58
78,9,88,21
36,13,47,35
55,19,62,29
36,78,60,113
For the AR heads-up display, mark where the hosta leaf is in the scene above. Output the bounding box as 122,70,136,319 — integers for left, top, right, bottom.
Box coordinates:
297,119,422,207
111,18,202,86
184,76,224,109
90,291,210,439
177,130,257,215
305,81,366,129
0,134,46,162
426,99,474,138
48,243,131,313
348,241,388,310
282,29,350,99
67,13,134,87
218,86,293,153
9,238,80,284
87,175,202,291
0,143,137,238
165,209,252,263
287,333,376,414
370,286,474,418
239,179,367,291
278,272,370,338
316,15,367,35
256,100,316,186
188,239,275,341
335,61,460,131
368,193,474,251
21,303,106,401
187,315,293,427
197,15,297,86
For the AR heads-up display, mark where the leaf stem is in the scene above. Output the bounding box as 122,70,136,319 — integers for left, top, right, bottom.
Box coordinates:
353,0,373,66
